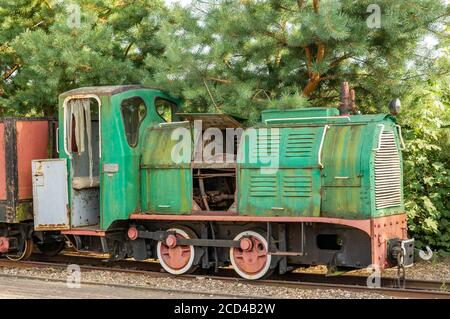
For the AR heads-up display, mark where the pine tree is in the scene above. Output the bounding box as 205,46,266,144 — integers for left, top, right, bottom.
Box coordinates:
145,0,448,120
0,0,60,114
0,0,168,115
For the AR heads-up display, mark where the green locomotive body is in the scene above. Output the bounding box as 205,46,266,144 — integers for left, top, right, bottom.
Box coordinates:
28,85,413,279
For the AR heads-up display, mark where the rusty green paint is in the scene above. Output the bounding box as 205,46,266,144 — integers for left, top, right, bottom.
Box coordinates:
238,108,404,219
321,125,365,218
261,107,339,123
238,168,321,217
55,89,404,230
320,119,403,219
141,122,192,214
58,87,181,230
237,126,323,216
100,90,181,228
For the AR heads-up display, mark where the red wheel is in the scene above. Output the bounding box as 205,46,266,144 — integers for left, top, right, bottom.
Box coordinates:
230,230,272,280
157,227,198,275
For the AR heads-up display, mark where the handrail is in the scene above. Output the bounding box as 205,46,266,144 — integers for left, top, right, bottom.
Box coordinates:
395,124,406,150
264,116,351,124
159,120,190,127
56,127,59,154
318,125,330,168
372,124,385,151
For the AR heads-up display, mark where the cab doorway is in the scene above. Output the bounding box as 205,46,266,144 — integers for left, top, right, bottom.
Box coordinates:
64,97,101,228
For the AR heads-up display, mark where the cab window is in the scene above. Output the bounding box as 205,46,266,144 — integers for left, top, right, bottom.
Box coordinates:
155,98,178,122
121,96,147,147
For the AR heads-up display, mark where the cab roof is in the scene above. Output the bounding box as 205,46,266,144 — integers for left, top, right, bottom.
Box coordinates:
59,85,166,99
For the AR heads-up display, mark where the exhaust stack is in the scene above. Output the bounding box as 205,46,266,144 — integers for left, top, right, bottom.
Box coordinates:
339,82,357,115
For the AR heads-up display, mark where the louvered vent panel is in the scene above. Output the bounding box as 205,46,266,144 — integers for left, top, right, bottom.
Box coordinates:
250,175,277,197
250,132,281,162
374,131,402,209
285,132,315,158
282,175,312,197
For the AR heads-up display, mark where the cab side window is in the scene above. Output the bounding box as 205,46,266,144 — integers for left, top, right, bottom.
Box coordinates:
121,96,147,147
155,98,178,123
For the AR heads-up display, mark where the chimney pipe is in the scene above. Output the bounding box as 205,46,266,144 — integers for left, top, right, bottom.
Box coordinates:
339,81,350,115
350,89,356,112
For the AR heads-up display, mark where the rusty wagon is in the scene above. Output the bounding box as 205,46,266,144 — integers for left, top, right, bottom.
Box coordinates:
0,117,59,259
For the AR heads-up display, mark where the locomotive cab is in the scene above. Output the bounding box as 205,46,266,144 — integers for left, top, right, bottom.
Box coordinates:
32,85,180,251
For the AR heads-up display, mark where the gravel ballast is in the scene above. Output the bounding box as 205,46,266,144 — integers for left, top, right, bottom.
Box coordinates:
0,266,393,299
1,256,448,299
294,258,450,282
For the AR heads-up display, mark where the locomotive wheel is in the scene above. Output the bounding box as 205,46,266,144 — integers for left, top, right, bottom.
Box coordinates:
157,227,198,275
230,230,272,280
6,239,34,261
37,241,65,257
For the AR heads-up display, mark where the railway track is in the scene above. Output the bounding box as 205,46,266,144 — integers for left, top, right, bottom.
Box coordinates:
0,253,448,299
0,271,260,299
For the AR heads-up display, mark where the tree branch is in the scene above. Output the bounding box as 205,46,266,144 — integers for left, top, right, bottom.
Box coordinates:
303,42,326,96
313,0,320,14
207,76,231,84
301,1,326,97
330,53,351,68
316,42,325,62
203,79,220,110
264,31,288,46
1,64,20,81
124,42,133,57
275,3,296,12
304,46,313,77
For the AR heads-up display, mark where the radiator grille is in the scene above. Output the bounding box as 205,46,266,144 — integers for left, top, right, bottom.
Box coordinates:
282,175,312,197
250,175,277,197
285,132,315,158
250,131,280,162
374,130,402,209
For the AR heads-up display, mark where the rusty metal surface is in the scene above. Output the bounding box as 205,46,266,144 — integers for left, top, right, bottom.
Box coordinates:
0,236,9,253
177,113,243,129
60,228,106,236
130,213,373,235
71,188,100,227
32,159,70,230
0,123,5,200
16,120,49,200
0,118,55,223
371,214,408,268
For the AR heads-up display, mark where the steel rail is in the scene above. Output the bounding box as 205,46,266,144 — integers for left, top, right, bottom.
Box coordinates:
0,254,448,299
0,271,262,299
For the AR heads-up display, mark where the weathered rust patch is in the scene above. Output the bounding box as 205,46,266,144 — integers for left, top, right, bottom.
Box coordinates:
15,201,33,222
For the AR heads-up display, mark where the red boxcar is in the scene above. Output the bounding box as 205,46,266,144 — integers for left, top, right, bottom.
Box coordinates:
0,117,56,258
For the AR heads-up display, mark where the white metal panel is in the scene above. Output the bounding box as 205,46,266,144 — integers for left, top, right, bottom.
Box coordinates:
32,159,69,230
374,131,402,209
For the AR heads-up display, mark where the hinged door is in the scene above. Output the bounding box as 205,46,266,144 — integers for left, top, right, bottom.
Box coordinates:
32,159,69,230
